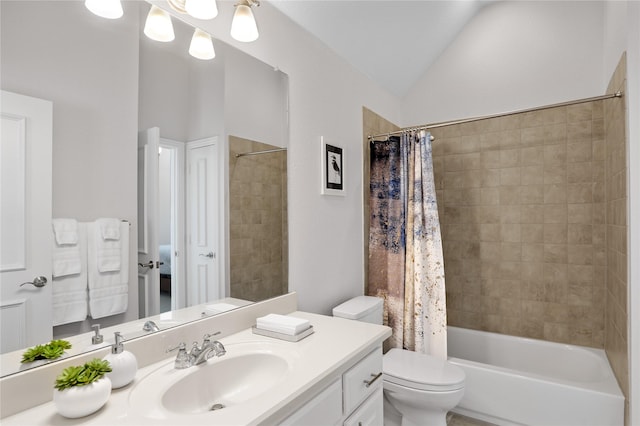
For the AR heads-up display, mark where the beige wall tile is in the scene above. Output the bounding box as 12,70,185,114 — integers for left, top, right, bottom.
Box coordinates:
425,86,624,355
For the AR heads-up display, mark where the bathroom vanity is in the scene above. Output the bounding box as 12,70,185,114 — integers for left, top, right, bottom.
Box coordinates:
0,294,391,425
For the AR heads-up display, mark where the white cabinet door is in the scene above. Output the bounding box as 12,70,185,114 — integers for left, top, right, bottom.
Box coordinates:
280,378,343,426
0,90,53,353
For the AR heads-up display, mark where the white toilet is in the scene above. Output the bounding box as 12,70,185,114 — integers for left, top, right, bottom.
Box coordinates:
333,296,465,426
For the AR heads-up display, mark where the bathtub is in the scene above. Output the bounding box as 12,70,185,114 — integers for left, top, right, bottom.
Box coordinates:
447,326,624,426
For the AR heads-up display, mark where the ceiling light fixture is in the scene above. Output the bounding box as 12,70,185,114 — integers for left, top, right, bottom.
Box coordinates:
84,0,123,19
185,0,218,20
144,5,175,43
189,28,216,60
230,0,260,43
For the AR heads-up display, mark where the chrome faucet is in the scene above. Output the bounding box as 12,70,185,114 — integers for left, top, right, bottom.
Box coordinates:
143,320,160,332
191,333,227,366
168,332,226,369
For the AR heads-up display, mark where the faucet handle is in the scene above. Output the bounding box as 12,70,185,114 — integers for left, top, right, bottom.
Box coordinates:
167,342,190,369
91,324,103,344
202,331,221,343
166,342,186,353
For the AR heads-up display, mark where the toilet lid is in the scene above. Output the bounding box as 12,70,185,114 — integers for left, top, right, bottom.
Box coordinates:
383,348,465,392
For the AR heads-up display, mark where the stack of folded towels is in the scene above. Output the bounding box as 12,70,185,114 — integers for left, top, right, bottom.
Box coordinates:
255,314,311,336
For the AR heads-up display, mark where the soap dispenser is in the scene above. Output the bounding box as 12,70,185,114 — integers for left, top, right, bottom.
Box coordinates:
103,332,137,389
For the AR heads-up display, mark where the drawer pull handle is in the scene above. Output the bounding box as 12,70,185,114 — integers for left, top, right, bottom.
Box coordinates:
363,372,382,388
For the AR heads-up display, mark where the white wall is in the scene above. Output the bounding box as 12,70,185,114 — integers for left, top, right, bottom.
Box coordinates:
223,43,289,147
1,1,140,331
157,0,403,314
401,0,605,126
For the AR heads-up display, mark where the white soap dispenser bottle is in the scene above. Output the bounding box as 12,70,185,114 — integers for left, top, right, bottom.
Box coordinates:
103,332,137,389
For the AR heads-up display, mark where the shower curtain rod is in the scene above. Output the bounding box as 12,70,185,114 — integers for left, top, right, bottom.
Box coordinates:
367,91,623,141
235,147,287,158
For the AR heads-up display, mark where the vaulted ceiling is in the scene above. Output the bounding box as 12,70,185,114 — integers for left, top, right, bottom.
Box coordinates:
269,0,493,97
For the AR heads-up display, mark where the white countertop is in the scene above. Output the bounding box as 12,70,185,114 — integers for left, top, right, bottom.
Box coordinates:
2,312,391,425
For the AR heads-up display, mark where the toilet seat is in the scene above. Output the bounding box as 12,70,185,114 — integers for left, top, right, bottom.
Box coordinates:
383,348,465,392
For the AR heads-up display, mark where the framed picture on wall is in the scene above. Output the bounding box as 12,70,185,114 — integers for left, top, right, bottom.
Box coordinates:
321,137,345,196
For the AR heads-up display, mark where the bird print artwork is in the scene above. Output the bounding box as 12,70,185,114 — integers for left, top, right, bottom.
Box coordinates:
322,141,344,193
330,154,341,184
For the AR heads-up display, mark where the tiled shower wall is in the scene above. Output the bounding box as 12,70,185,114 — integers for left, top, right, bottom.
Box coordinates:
228,136,288,302
362,55,629,421
430,101,607,347
604,53,628,418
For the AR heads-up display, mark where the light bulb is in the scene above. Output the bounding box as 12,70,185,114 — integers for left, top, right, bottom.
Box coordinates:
85,0,123,19
230,4,258,42
189,28,216,60
185,0,218,20
144,5,175,42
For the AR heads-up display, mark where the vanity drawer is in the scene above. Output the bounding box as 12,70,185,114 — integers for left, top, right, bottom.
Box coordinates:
343,348,383,413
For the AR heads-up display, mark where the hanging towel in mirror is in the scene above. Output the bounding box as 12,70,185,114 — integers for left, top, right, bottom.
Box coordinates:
87,221,129,319
52,218,79,245
52,218,81,277
52,222,88,326
96,217,121,240
94,218,122,272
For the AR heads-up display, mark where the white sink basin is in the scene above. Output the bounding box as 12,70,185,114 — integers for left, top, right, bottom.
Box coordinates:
162,353,288,413
128,341,295,419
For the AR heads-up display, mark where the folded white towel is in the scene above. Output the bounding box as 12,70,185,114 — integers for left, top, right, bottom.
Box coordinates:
52,245,82,278
52,219,82,278
87,221,129,319
52,218,78,245
256,314,311,336
52,223,88,326
96,218,121,241
97,247,121,272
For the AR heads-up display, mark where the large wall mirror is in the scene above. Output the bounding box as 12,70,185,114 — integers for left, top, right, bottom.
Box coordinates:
0,0,289,377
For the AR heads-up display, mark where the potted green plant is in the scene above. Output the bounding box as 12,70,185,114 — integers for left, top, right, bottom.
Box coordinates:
53,358,112,418
21,339,72,364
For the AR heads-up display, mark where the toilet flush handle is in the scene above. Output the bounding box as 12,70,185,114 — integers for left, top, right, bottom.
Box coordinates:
363,372,383,388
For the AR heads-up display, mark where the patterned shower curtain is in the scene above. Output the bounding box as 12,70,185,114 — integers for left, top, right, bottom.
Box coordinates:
368,131,447,359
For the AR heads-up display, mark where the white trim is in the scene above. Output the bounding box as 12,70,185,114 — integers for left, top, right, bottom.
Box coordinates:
159,138,186,311
0,113,26,272
626,2,640,424
138,144,149,255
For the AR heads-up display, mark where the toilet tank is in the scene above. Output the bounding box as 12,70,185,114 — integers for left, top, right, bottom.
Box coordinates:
332,296,383,325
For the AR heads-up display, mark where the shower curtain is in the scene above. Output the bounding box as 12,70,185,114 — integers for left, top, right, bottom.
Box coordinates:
368,131,447,359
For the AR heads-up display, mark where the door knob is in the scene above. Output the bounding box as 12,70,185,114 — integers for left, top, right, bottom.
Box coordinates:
138,261,154,269
19,276,48,288
199,252,215,259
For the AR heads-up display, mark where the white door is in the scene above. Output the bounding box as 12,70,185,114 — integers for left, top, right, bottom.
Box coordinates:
186,138,220,305
137,127,160,318
0,90,53,353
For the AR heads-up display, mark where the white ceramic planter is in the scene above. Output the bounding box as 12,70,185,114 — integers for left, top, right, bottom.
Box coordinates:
53,377,112,418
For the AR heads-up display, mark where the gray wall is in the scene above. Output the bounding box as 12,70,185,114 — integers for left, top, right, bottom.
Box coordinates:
1,1,141,331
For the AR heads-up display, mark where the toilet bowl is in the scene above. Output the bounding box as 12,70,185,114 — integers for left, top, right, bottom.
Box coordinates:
383,348,465,426
333,296,466,426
